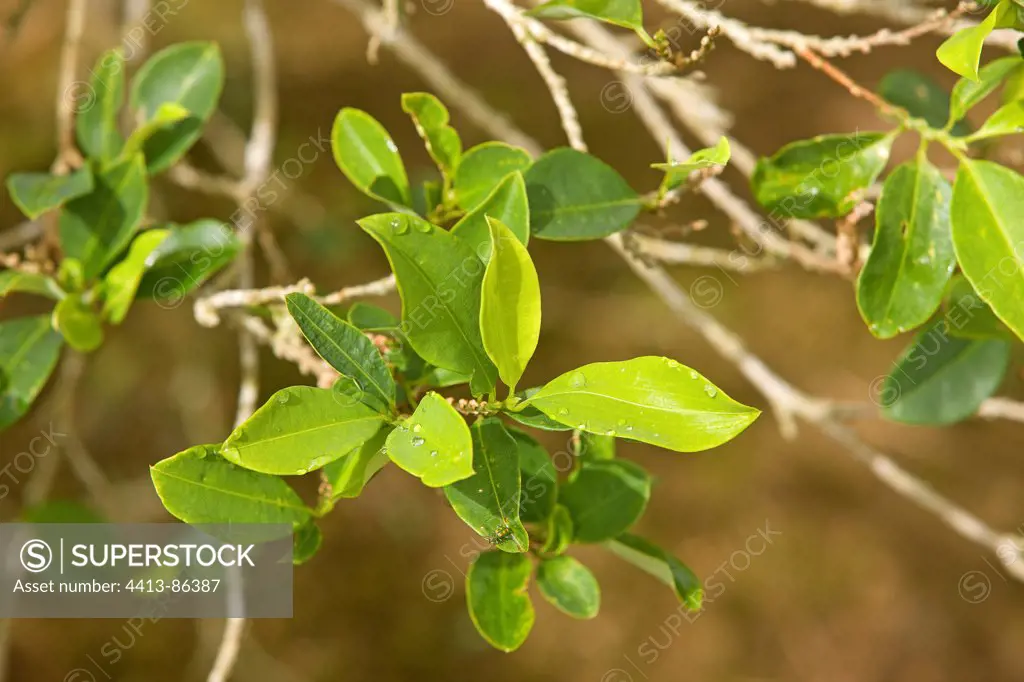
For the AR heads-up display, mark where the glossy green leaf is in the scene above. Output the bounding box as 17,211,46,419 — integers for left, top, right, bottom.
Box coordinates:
513,429,557,524
359,213,497,395
605,533,702,610
332,108,410,206
480,217,541,391
652,136,731,192
0,316,63,430
541,504,573,555
951,159,1024,342
7,167,93,220
559,459,651,543
466,551,534,652
386,392,473,486
526,148,641,240
401,92,461,175
536,555,600,619
444,417,528,553
521,356,760,452
968,100,1024,140
751,132,893,219
322,427,390,499
136,219,242,300
151,444,312,525
949,55,1023,123
577,432,615,461
101,229,170,324
856,161,954,339
129,41,224,173
936,4,1002,80
221,386,385,475
506,387,572,432
454,142,532,211
878,69,964,132
286,292,396,411
0,271,64,300
52,296,103,352
76,49,126,161
1002,62,1024,104
292,520,323,565
451,171,529,262
59,155,148,279
881,319,1010,425
943,276,1012,340
529,0,645,35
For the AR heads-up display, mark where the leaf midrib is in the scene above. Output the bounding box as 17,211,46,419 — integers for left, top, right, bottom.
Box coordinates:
231,413,381,453
527,387,755,420
152,468,309,515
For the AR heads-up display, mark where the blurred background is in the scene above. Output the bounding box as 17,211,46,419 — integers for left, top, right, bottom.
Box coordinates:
2,0,1024,680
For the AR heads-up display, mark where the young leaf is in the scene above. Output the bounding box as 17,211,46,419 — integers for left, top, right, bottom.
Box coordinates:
856,161,954,339
651,136,731,193
451,171,530,262
150,444,312,525
520,356,760,452
536,556,600,619
293,520,323,565
466,551,534,652
480,217,541,392
52,297,104,352
332,108,410,206
135,219,242,300
221,386,386,475
101,229,170,324
386,392,473,487
322,427,390,499
605,533,702,610
878,70,965,132
948,55,1023,123
512,429,557,524
129,41,224,172
506,387,573,432
525,148,641,240
59,155,148,279
936,4,1002,81
286,292,396,411
6,167,94,220
76,49,126,161
529,0,648,41
559,459,651,543
0,316,63,430
967,100,1024,140
541,505,574,555
400,92,462,175
358,213,497,395
454,142,532,211
444,417,529,553
1003,62,1024,104
951,159,1024,342
0,271,64,301
881,319,1010,425
122,102,191,156
751,132,893,219
943,276,1012,341
577,432,615,461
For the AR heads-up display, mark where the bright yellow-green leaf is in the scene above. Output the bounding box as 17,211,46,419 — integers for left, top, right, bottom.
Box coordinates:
967,100,1024,141
52,296,103,352
451,171,529,263
101,229,170,324
401,92,461,176
386,392,473,487
652,136,731,193
937,5,1002,81
332,108,410,206
76,49,126,161
949,55,1023,123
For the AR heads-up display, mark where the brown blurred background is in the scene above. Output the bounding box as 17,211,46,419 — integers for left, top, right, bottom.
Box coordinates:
2,0,1024,680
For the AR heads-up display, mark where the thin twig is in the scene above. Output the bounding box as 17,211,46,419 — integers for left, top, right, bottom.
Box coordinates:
52,0,86,174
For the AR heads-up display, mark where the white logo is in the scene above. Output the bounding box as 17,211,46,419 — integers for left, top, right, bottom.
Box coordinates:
20,539,52,573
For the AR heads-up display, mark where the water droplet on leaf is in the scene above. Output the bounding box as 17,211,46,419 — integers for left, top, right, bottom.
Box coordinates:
411,435,425,446
569,371,587,388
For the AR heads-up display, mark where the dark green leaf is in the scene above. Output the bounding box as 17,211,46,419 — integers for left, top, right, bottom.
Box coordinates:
466,551,534,652
605,533,702,610
512,428,557,523
322,427,390,499
536,555,600,619
21,500,104,524
101,229,170,324
76,49,126,161
577,432,615,460
451,171,529,262
293,520,322,565
559,459,651,543
878,69,957,130
541,504,573,555
7,167,93,219
386,392,473,486
454,142,532,211
0,316,62,430
52,296,103,352
135,219,242,300
401,92,462,175
332,108,410,206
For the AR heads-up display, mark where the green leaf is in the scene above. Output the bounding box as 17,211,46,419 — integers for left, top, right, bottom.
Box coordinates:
651,136,731,192
0,316,63,430
559,459,651,543
150,444,312,525
949,55,1023,123
605,533,702,610
101,229,170,324
59,155,148,280
856,161,954,339
529,0,646,37
358,213,497,395
480,217,541,392
293,520,323,565
444,417,529,553
0,271,64,300
536,556,600,619
332,108,410,206
76,49,126,161
135,219,242,300
286,292,396,411
521,356,760,452
512,429,557,524
577,432,615,460
221,386,386,475
322,427,390,499
526,148,641,240
506,387,572,432
951,159,1024,342
541,504,573,555
451,171,530,262
52,296,103,352
878,69,966,133
466,551,534,652
122,102,191,156
7,167,93,220
386,392,473,487
1002,62,1024,104
943,276,1012,340
401,92,462,176
751,132,893,219
937,5,1002,81
347,302,399,330
129,41,224,173
881,319,1010,425
967,100,1024,140
454,142,532,211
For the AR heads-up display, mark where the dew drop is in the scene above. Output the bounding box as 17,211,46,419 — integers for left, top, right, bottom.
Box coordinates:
411,435,425,447
430,450,438,458
577,423,587,430
386,139,398,153
605,429,616,436
625,425,634,432
569,371,587,389
689,370,699,380
277,392,290,405
666,359,680,369
412,219,431,233
558,408,569,416
703,384,718,398
412,423,423,433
